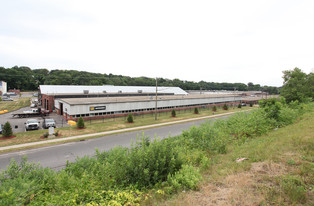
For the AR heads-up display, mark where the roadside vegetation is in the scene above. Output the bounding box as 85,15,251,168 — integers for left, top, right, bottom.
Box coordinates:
0,97,312,205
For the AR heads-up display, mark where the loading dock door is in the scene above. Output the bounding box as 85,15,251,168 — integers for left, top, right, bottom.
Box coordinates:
59,103,63,115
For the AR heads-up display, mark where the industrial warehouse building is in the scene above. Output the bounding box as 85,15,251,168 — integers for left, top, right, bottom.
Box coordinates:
39,85,188,112
39,85,250,120
55,94,242,120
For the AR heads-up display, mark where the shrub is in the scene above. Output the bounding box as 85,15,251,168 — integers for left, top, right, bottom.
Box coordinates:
249,102,253,107
171,109,176,117
0,157,58,206
167,165,202,193
127,113,134,123
77,117,85,129
194,107,199,114
53,130,60,136
212,105,217,112
223,104,229,110
125,138,183,188
2,121,13,137
238,103,242,108
43,132,49,138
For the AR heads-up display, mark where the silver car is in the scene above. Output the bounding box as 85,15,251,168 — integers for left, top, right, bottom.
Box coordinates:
42,119,56,129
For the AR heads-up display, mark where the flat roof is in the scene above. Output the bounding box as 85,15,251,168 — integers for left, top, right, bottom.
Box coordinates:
59,94,241,105
40,85,188,95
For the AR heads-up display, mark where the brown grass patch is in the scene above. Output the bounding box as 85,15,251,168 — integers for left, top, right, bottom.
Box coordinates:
164,162,287,206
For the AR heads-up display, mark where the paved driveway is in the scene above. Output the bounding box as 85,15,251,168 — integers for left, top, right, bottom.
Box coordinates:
0,107,69,133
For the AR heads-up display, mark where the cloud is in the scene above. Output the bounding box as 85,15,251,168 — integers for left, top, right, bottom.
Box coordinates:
1,0,313,87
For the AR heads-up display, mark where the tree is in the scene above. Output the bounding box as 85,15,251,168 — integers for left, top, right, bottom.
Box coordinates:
2,121,13,137
280,68,314,103
127,113,134,123
212,105,217,112
171,109,176,117
77,117,85,129
194,107,199,114
223,104,229,110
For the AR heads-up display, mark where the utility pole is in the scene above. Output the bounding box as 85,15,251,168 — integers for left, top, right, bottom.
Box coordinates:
155,77,158,120
234,87,236,108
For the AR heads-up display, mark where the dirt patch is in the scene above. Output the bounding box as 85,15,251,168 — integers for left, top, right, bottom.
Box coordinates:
0,136,16,140
167,162,287,206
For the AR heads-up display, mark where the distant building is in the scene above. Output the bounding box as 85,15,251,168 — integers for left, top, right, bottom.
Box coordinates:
0,81,7,95
8,89,21,95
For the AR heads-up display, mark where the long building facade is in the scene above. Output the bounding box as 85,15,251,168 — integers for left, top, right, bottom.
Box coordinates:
39,85,262,120
55,95,242,120
39,85,188,112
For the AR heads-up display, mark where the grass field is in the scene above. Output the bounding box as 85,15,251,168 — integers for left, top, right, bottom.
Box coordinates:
158,105,314,205
0,106,252,148
0,97,31,112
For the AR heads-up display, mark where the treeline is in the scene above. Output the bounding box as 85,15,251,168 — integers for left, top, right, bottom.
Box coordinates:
0,66,279,94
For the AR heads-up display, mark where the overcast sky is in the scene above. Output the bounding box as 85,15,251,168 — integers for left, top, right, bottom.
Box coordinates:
1,0,313,87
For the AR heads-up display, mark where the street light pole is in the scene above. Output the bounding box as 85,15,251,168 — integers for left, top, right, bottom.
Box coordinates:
155,77,158,120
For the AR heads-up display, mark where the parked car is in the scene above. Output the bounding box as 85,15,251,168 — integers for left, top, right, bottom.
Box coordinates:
3,92,17,97
42,118,56,129
2,97,13,101
0,124,3,134
25,119,40,131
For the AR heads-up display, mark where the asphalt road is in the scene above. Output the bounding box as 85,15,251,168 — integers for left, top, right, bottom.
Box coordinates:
0,115,229,171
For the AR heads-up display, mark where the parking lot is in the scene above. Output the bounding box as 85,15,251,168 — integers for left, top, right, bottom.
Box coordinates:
0,106,70,133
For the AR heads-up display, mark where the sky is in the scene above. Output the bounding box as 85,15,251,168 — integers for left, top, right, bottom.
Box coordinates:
1,0,313,87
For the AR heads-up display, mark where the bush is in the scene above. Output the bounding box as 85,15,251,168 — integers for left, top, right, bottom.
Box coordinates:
0,157,58,206
77,117,85,129
250,102,253,107
167,165,202,193
43,132,49,138
194,107,199,114
2,121,13,137
171,109,176,117
238,103,242,108
124,137,183,188
127,113,134,123
53,130,60,136
212,105,217,112
223,104,229,110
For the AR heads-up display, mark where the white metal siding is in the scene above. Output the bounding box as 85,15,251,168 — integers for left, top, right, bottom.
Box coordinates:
60,96,241,116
